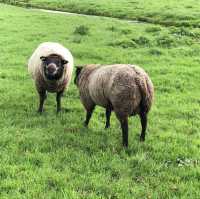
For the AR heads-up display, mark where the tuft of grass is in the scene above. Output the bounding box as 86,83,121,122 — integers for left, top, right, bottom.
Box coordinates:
132,36,151,47
109,38,137,49
148,48,163,56
156,35,176,48
145,26,162,33
74,25,89,35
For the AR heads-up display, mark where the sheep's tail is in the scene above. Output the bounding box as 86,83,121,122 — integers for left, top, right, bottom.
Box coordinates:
136,74,154,113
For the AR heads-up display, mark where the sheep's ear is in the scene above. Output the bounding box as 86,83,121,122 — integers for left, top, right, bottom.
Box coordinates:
75,66,83,74
75,66,83,76
40,56,47,62
74,66,83,84
62,59,69,65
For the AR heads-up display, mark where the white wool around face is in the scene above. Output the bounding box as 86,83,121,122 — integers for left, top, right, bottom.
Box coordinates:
28,42,74,83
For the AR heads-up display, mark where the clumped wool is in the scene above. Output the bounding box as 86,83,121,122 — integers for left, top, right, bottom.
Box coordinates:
77,64,154,117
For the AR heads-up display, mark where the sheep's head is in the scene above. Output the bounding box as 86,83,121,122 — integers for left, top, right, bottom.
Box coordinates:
40,54,68,81
74,66,83,86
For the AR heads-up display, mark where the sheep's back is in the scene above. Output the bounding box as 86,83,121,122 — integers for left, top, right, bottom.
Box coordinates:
109,65,142,115
88,65,141,112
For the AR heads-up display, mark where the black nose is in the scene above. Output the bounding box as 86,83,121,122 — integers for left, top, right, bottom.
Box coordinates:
47,64,56,74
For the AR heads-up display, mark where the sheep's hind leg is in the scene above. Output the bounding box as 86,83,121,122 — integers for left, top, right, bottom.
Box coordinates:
38,90,47,113
105,107,112,129
116,113,128,147
56,90,64,113
139,111,147,142
84,105,95,127
120,117,128,147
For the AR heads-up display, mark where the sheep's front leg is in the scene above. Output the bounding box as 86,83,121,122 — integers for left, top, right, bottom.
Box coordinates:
105,107,112,129
56,90,64,113
84,105,95,127
139,111,147,142
38,90,47,113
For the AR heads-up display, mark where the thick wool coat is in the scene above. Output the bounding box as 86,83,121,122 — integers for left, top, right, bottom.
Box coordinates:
77,64,154,118
28,42,73,93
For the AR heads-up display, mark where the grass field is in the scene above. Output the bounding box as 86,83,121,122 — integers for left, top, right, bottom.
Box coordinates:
0,2,200,199
2,0,200,27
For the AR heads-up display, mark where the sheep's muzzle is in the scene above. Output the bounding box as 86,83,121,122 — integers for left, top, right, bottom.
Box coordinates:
47,63,57,75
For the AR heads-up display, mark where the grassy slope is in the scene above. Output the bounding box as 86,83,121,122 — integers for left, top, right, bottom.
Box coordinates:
0,3,200,199
2,0,200,27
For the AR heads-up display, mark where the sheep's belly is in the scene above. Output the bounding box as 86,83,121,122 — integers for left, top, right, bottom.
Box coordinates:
46,82,66,93
88,72,111,108
36,75,67,93
89,89,109,108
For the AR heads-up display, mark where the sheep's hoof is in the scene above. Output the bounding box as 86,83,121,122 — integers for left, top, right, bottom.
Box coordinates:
57,109,61,114
57,108,70,114
83,122,88,127
37,109,44,114
63,108,70,112
140,136,145,142
123,143,128,148
105,125,110,129
62,108,71,113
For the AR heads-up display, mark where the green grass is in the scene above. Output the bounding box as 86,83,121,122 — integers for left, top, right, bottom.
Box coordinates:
0,3,200,199
2,0,200,27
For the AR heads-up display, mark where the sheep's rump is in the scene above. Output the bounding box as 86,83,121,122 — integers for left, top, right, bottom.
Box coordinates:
28,42,74,91
84,64,154,116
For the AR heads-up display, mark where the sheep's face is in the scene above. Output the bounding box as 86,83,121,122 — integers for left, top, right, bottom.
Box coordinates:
40,54,68,81
74,66,83,86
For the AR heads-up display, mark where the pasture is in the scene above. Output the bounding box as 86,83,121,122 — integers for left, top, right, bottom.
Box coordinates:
0,2,200,199
3,0,200,27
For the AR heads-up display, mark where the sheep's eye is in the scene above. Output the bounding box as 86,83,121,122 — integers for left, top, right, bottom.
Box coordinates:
40,56,47,62
62,60,68,65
